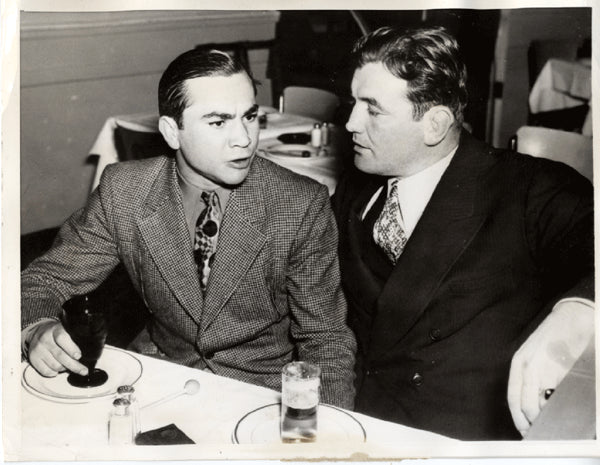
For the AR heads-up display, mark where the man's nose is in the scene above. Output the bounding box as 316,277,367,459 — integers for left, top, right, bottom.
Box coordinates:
345,105,361,133
230,119,251,147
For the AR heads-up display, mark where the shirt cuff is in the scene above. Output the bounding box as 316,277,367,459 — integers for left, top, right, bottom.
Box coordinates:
553,297,595,311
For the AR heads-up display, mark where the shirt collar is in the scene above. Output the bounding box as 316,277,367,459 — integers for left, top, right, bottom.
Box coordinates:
388,145,458,237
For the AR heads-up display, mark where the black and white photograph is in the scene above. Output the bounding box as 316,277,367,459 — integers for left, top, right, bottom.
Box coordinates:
1,0,598,462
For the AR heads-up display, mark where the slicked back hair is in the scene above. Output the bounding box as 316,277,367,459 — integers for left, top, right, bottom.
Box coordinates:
351,26,468,125
158,48,258,128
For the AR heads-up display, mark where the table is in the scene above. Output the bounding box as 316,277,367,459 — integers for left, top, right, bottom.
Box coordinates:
529,58,592,135
88,107,344,196
16,346,459,461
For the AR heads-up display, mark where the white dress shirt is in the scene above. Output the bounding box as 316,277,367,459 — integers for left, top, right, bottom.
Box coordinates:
362,146,457,239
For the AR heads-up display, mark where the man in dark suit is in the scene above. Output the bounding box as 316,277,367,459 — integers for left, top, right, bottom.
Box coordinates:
333,27,594,438
21,48,356,408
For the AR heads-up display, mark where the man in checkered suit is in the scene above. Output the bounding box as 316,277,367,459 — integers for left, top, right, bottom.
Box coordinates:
21,48,356,408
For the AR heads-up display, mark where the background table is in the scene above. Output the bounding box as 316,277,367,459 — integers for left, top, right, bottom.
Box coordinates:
529,58,592,136
17,347,459,461
88,107,344,195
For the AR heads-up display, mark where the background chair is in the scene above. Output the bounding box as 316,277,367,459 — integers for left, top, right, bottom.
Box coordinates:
278,86,340,121
509,126,593,182
114,124,174,161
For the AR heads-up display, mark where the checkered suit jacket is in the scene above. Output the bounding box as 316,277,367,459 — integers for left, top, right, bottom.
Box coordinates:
22,156,356,408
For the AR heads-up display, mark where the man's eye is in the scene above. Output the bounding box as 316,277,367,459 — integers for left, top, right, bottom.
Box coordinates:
209,120,225,127
245,113,258,122
367,108,380,116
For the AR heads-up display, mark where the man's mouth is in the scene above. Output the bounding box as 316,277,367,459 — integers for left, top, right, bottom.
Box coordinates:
229,156,253,168
353,140,369,152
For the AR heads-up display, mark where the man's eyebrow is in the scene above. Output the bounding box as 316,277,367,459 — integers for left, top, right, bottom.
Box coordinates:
202,104,259,120
202,111,234,120
359,96,384,110
243,104,259,116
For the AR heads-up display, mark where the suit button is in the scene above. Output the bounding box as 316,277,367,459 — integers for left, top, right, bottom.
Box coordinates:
411,372,423,386
204,351,214,360
429,328,441,341
365,370,371,376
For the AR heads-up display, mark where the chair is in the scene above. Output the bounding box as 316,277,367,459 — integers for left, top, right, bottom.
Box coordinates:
114,124,174,161
509,126,593,182
278,86,340,121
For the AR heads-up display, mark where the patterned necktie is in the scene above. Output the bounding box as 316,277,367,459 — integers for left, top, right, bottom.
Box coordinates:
194,191,221,293
373,180,407,264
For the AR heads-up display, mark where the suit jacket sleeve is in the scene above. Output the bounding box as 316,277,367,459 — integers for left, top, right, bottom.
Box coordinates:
526,160,594,306
21,166,121,328
286,185,357,409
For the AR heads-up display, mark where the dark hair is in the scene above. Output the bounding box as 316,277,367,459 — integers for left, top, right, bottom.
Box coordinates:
351,26,467,124
158,48,258,128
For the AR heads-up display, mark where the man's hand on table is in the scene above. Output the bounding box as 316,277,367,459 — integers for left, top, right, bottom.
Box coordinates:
25,320,88,377
507,300,594,436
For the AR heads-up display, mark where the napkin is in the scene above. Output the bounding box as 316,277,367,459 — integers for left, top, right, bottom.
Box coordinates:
135,423,195,445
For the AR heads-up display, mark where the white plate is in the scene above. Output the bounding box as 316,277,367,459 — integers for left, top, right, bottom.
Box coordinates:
22,346,143,404
233,403,366,444
266,144,318,157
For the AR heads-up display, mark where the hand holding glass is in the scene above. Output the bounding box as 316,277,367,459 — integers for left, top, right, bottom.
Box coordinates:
61,294,108,388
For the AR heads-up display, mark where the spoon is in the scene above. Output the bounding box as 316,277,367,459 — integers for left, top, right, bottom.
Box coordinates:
141,379,200,410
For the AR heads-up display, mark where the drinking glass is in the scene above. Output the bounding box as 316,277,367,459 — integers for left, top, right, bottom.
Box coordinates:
61,294,108,388
280,361,321,443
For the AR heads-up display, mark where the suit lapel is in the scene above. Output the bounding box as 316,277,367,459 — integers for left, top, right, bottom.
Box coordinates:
369,133,492,355
201,162,267,331
137,159,204,325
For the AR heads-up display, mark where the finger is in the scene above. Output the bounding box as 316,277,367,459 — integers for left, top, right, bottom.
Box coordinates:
521,380,541,425
507,354,530,435
53,326,83,360
29,347,64,377
33,324,88,376
51,347,88,376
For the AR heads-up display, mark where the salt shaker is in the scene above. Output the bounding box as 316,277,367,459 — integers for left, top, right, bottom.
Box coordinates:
108,397,134,446
311,123,322,148
321,122,330,146
117,385,140,436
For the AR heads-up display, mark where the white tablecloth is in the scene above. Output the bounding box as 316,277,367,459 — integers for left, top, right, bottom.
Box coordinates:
16,347,459,461
529,58,592,135
88,107,342,195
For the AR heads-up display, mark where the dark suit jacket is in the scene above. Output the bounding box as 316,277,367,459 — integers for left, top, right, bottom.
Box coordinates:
22,156,356,408
333,131,594,439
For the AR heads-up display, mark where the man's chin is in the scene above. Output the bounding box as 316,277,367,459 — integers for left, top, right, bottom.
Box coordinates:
354,154,377,174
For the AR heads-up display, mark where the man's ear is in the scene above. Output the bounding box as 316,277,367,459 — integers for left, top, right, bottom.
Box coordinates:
158,116,181,150
423,106,455,146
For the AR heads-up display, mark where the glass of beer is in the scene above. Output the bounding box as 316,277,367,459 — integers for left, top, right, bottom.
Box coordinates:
280,361,321,443
61,294,109,388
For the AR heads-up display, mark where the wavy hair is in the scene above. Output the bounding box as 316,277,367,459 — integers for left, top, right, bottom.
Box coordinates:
158,48,258,128
351,26,468,124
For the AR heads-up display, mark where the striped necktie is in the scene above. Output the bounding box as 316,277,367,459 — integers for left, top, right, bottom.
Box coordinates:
194,191,220,293
372,180,407,264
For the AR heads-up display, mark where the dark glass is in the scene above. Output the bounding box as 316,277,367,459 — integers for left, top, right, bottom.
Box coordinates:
61,295,108,388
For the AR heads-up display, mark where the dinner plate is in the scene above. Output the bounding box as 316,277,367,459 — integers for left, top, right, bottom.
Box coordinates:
232,403,366,444
266,144,318,157
22,346,143,404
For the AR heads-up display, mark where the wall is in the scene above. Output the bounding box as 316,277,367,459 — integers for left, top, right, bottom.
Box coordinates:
20,10,279,234
493,7,591,148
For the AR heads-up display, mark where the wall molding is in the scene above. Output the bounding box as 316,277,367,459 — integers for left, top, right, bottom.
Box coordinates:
21,10,280,40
